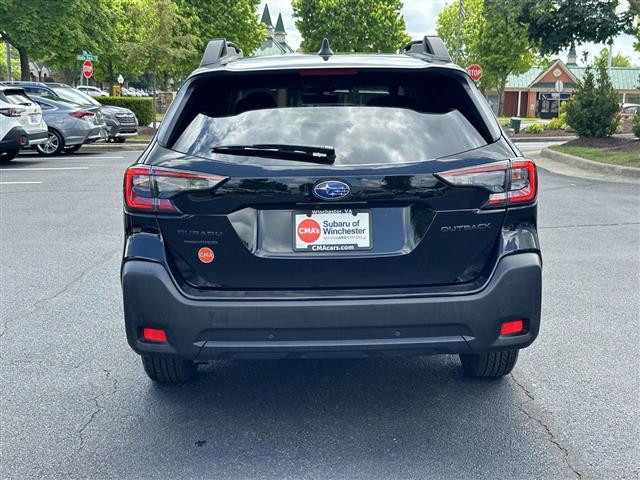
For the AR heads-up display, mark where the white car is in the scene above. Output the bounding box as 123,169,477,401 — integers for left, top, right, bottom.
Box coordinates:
76,85,109,97
0,86,48,162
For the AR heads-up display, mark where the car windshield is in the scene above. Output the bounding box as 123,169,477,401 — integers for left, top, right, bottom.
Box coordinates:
51,86,100,106
172,106,486,166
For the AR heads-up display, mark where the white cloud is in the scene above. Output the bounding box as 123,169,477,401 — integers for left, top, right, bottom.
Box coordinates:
258,0,639,65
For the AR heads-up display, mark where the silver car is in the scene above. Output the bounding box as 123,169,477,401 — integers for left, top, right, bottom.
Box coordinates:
30,96,105,155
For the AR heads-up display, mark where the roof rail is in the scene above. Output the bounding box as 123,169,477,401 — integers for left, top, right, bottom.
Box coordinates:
402,36,451,63
200,39,243,67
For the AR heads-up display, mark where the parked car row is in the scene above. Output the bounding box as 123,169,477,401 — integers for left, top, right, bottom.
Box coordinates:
122,87,152,97
0,81,139,161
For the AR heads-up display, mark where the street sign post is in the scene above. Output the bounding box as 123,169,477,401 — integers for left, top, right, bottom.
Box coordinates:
466,64,483,82
82,60,93,79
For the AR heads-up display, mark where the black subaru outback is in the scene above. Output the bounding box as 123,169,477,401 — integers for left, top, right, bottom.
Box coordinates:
121,37,541,383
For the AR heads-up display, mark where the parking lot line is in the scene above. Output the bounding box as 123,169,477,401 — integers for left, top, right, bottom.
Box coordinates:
0,167,90,172
66,156,125,159
0,181,43,185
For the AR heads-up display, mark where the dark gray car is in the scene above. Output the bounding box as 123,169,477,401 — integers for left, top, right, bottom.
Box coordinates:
30,96,104,155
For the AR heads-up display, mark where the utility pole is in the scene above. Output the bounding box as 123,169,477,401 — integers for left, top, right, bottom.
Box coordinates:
5,41,12,81
607,41,613,76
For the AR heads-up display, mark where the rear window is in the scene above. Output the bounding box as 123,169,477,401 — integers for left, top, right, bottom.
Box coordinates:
2,91,33,105
167,70,494,166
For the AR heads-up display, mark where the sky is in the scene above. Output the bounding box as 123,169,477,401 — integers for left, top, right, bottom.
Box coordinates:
258,0,639,65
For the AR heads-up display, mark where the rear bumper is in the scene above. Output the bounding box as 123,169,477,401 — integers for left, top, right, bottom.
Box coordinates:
122,252,542,360
108,123,138,139
1,126,47,150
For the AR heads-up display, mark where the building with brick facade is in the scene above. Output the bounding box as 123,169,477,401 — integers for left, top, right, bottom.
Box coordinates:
493,51,639,118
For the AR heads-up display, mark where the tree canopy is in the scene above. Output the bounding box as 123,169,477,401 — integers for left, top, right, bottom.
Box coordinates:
593,47,633,68
292,0,410,53
0,0,265,85
518,0,633,55
437,0,534,114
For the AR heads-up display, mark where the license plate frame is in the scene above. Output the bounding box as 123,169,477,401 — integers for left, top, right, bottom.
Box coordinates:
292,209,373,252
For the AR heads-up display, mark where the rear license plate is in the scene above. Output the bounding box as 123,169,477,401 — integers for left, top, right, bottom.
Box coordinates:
29,114,39,124
293,209,372,252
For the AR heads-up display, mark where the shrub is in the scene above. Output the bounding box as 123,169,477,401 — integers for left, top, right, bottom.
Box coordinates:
634,114,640,138
547,117,566,130
526,123,545,134
97,97,153,126
564,63,620,138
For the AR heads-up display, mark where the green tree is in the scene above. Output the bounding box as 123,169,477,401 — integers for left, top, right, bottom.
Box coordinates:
436,0,484,66
477,1,534,115
127,0,198,127
565,63,620,137
92,0,150,87
292,0,411,53
0,40,21,80
178,0,264,67
593,47,632,69
437,0,534,115
518,0,632,55
0,0,90,80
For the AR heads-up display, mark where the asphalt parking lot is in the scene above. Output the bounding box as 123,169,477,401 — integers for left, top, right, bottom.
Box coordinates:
1,150,638,479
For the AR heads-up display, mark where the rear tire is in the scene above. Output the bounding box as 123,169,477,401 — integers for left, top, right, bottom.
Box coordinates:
35,129,64,156
114,137,126,143
141,355,197,383
460,350,519,378
0,148,19,163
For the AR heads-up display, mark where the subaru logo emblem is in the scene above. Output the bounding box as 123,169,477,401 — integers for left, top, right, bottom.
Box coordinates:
313,180,351,201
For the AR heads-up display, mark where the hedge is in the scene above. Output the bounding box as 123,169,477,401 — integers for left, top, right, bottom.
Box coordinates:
97,97,153,126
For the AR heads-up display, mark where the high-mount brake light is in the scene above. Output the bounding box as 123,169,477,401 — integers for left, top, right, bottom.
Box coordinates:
436,159,537,208
124,166,227,212
299,69,358,76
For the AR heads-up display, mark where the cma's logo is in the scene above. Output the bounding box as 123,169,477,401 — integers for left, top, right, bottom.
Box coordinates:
441,223,492,232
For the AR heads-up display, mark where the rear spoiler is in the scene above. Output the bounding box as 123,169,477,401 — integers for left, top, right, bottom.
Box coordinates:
200,39,243,67
402,36,451,63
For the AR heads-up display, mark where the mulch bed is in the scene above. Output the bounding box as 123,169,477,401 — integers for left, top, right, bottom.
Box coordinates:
562,136,640,153
139,126,157,135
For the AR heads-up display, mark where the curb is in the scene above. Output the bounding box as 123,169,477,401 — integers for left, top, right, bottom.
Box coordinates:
512,136,576,143
540,148,640,179
81,143,148,152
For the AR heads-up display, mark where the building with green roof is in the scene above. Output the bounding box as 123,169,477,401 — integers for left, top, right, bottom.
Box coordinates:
254,4,294,57
494,53,639,118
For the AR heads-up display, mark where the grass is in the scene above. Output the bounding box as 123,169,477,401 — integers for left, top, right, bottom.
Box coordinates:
550,145,640,168
128,134,154,143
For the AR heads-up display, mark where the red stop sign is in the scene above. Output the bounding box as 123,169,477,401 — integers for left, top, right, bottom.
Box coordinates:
466,64,483,82
82,60,93,79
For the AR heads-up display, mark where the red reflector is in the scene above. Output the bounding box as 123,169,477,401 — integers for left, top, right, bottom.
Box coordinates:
142,328,167,343
19,136,27,146
500,320,524,336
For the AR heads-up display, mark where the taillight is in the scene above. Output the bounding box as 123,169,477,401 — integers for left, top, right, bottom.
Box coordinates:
0,107,25,117
436,159,537,208
124,165,227,212
69,111,95,119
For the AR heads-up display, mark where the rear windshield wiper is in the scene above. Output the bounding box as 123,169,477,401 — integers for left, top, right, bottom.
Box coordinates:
212,144,335,164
